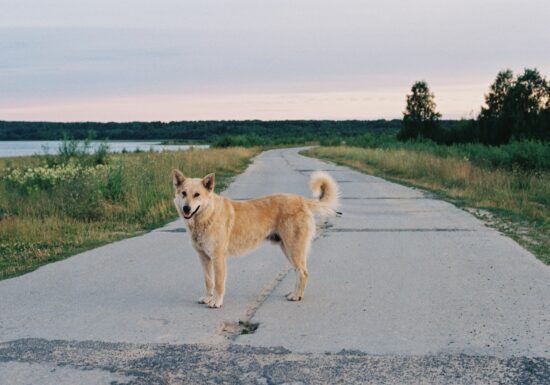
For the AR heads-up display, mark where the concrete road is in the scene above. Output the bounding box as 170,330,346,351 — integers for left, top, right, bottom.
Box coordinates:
1,148,549,384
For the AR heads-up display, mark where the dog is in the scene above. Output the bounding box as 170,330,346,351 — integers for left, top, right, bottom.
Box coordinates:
173,169,339,308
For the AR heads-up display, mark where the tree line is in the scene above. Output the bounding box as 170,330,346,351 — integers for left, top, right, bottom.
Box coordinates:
399,68,550,144
0,120,403,141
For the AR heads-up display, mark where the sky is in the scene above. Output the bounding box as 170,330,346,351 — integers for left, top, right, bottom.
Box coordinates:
0,0,549,121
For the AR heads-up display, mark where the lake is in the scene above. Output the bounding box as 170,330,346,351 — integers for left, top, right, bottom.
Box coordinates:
0,141,208,158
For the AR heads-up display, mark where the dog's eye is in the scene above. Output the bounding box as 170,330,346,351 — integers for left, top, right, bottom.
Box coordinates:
194,193,200,198
182,191,187,197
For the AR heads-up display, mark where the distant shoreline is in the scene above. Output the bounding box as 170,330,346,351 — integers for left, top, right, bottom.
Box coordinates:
0,119,466,141
0,140,209,158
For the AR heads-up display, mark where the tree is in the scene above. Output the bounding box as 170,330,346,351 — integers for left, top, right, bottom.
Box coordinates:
480,69,514,119
478,68,549,144
399,81,442,141
507,68,549,139
478,70,515,144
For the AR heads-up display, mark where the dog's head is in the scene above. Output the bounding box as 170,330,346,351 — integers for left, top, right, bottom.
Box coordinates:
172,169,215,220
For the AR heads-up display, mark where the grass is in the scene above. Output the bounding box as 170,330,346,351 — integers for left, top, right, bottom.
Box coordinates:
0,147,258,279
304,146,550,264
212,131,550,172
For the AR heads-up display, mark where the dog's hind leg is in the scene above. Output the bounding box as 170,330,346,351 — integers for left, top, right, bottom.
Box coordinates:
284,248,309,301
280,216,314,301
197,251,214,305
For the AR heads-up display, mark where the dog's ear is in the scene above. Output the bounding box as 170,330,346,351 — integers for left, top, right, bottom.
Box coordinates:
202,173,215,192
172,169,186,188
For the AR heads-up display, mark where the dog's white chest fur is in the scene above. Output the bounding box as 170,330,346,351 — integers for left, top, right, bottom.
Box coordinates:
188,222,216,257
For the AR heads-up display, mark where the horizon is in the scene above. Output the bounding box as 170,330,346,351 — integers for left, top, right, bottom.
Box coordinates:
0,117,464,124
1,0,549,122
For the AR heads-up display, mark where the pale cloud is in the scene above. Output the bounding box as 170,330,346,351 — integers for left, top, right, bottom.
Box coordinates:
0,0,549,120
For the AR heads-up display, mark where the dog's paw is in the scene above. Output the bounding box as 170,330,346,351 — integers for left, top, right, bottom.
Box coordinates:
205,295,223,308
207,299,223,309
198,296,214,305
286,292,303,301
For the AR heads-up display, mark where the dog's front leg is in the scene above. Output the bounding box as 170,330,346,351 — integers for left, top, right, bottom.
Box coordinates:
209,254,226,308
197,251,214,305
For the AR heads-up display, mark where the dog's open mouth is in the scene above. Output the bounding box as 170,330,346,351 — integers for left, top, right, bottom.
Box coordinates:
183,205,200,219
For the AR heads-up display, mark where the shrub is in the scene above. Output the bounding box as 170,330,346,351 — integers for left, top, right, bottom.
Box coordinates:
52,178,103,220
319,136,344,146
92,142,109,165
45,137,110,167
101,163,125,202
212,134,267,147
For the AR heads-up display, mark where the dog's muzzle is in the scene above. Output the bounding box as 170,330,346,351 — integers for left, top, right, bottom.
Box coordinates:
183,205,200,219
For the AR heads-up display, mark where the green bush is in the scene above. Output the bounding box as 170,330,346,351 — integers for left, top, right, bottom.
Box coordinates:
319,137,344,146
53,178,103,220
92,142,109,165
101,163,125,202
46,137,110,167
446,141,550,171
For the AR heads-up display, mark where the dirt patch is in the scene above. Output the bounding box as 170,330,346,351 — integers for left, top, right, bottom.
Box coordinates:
220,320,260,338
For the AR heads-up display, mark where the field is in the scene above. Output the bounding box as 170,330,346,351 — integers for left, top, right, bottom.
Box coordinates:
304,146,550,264
2,132,549,278
0,146,257,279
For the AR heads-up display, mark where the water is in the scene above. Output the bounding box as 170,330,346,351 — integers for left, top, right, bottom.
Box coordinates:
0,141,208,158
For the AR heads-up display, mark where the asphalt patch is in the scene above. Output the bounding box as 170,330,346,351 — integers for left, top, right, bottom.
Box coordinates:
0,338,548,385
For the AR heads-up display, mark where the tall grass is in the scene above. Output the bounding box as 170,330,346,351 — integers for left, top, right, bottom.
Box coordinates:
0,147,257,279
213,131,550,172
334,133,550,171
305,146,550,264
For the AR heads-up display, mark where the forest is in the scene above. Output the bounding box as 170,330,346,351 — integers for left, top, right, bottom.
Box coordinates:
0,120,403,141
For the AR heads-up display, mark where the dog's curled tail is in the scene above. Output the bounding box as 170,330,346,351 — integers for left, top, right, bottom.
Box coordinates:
307,171,340,216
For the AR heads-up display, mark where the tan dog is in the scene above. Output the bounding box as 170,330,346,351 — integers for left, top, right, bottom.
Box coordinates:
173,170,339,308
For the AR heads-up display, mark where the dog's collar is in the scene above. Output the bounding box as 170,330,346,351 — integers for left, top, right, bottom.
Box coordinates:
183,205,200,220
